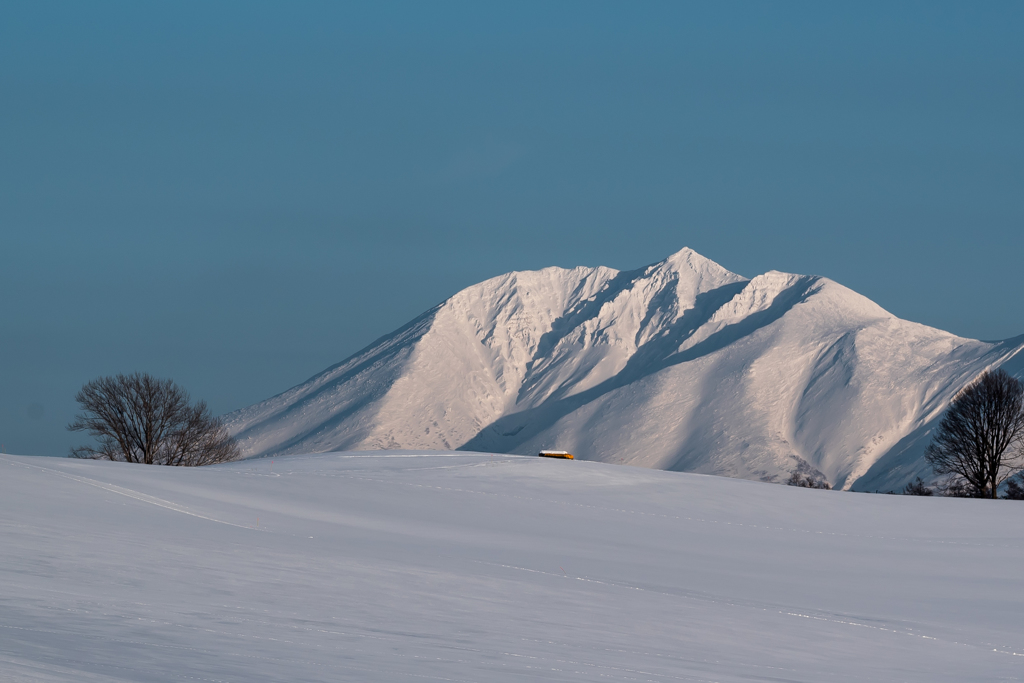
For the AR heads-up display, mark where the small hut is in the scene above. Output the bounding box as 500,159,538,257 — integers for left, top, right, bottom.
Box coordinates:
538,450,574,460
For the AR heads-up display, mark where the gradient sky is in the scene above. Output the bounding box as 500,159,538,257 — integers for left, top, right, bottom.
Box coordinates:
2,1,1022,457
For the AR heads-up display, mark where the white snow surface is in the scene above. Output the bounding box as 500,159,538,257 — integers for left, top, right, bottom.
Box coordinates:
225,248,1024,491
3,451,1024,682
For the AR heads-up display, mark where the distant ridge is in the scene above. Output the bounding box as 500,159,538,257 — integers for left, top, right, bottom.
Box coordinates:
224,248,1024,491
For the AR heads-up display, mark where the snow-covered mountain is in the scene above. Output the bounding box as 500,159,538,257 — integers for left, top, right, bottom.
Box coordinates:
225,248,1024,491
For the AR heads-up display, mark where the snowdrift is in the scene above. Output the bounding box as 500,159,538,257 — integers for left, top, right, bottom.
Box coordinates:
225,248,1024,491
3,451,1023,682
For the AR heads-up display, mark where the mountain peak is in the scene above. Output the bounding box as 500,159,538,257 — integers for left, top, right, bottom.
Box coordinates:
662,245,732,270
655,246,745,286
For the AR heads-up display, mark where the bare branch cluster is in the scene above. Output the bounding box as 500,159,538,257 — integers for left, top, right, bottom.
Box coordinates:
68,373,239,466
786,460,831,490
1003,477,1024,500
786,472,831,490
902,477,933,496
925,369,1024,499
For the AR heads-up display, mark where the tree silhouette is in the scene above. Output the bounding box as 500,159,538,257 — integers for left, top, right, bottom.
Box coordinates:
68,373,239,466
925,369,1024,499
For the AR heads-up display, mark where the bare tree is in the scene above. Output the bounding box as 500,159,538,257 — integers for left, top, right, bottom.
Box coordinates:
68,373,239,466
786,461,831,490
925,369,1024,499
1002,476,1024,500
902,477,933,496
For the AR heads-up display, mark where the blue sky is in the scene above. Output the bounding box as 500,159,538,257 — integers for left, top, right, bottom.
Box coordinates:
2,1,1022,456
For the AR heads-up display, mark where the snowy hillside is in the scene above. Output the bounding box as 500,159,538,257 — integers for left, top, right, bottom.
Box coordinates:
3,451,1023,682
225,248,1024,491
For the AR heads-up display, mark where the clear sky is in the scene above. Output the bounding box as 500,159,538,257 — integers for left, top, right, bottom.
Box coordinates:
2,1,1022,457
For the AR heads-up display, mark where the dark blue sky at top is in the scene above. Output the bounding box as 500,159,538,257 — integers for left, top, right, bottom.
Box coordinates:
2,1,1022,456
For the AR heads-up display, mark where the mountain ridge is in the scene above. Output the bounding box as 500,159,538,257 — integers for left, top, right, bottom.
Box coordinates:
225,248,1024,491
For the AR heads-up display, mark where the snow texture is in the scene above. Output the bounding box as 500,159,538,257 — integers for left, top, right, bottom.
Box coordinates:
3,451,1023,682
225,248,1024,491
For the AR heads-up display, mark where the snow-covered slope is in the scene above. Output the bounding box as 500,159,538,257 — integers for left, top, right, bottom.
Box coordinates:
4,451,1024,682
225,248,1024,491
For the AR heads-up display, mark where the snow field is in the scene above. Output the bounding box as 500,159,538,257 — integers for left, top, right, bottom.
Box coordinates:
2,451,1023,682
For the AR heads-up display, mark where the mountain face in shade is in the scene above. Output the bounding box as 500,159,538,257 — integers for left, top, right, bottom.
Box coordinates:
224,248,1024,491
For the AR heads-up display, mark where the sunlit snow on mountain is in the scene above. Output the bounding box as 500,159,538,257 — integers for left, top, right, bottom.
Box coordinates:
225,248,1024,491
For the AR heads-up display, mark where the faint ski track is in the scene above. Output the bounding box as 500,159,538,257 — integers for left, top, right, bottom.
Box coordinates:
0,456,257,531
466,557,1024,664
